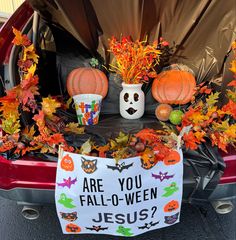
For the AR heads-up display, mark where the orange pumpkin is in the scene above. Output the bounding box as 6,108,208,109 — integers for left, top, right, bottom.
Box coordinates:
163,150,180,165
61,154,74,171
164,200,179,212
66,67,108,98
152,69,196,105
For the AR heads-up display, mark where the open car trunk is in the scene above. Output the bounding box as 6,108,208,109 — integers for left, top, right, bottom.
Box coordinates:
8,0,235,202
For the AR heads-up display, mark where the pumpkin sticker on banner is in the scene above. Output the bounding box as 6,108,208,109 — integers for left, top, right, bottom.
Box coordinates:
164,200,179,212
152,65,196,105
163,150,181,165
65,223,81,233
66,67,108,98
61,154,74,171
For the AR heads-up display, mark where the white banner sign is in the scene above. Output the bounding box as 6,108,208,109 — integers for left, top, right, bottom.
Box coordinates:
55,149,183,236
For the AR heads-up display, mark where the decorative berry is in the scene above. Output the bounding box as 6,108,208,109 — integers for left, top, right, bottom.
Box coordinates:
169,110,184,125
155,104,173,121
135,142,145,152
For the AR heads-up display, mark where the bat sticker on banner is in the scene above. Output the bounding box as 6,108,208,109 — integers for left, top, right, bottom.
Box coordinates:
106,162,133,173
85,225,108,232
151,172,174,182
57,177,77,189
138,221,160,230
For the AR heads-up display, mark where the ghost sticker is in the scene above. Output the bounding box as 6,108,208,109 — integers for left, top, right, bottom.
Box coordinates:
58,193,76,209
116,225,133,236
164,200,179,212
162,182,179,197
164,212,179,224
81,157,97,174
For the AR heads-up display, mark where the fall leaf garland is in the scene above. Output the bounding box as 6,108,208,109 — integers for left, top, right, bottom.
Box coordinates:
0,28,83,156
179,40,236,152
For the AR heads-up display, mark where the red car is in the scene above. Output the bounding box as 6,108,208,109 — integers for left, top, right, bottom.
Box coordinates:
0,1,235,219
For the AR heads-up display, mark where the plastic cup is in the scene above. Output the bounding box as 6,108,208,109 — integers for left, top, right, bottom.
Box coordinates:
73,94,102,125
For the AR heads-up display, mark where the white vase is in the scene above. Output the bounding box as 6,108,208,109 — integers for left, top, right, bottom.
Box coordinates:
119,83,145,119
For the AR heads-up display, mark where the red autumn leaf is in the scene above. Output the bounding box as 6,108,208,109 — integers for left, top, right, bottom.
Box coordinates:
227,80,236,87
199,86,212,94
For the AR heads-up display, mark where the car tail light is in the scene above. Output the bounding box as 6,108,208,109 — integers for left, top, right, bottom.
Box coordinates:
219,149,236,184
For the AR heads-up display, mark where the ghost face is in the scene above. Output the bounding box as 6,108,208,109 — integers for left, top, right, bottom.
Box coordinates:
120,84,145,119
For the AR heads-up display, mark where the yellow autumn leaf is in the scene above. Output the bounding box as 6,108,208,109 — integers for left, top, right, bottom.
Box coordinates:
229,60,236,74
2,114,21,134
225,124,236,139
23,44,39,63
188,112,208,124
41,96,61,117
194,131,206,141
64,122,84,134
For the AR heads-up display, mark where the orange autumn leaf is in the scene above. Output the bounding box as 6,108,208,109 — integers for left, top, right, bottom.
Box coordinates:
183,131,199,150
12,27,31,46
222,100,236,119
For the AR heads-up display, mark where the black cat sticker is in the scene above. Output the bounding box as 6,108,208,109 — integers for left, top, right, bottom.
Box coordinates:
60,212,78,222
81,157,97,174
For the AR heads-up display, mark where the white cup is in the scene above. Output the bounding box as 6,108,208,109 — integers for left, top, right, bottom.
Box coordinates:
73,94,102,125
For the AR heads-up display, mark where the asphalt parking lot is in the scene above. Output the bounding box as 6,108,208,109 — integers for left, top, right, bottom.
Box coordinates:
0,197,235,240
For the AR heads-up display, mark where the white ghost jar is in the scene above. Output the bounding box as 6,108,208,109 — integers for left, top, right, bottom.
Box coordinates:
119,83,145,119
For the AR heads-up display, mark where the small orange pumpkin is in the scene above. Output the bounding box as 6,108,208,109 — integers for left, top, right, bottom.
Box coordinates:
66,67,108,98
152,69,196,105
164,200,179,212
163,150,180,165
61,154,74,171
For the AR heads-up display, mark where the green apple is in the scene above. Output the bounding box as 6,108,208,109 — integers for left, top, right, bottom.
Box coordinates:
169,110,184,125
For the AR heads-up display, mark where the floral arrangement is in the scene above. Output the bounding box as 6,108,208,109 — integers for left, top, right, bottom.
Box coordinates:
177,41,236,152
108,36,164,84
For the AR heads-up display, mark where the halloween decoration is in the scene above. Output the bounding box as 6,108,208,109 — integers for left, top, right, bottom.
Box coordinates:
108,36,163,120
152,66,196,105
116,225,134,237
169,110,184,125
65,223,81,233
66,67,108,98
164,212,180,224
60,154,74,171
163,150,181,165
162,182,179,197
60,212,78,222
85,226,109,232
155,104,173,121
106,162,133,172
164,200,179,212
152,172,175,182
138,221,160,230
58,193,76,209
57,177,77,189
81,157,97,174
120,83,145,119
